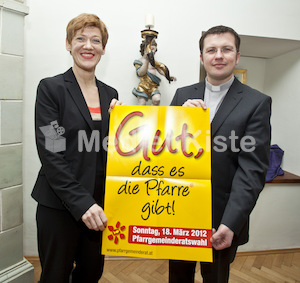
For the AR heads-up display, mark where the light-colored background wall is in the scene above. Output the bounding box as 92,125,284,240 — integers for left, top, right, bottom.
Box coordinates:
23,0,300,256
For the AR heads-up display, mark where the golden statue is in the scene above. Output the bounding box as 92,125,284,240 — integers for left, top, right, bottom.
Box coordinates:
132,28,176,106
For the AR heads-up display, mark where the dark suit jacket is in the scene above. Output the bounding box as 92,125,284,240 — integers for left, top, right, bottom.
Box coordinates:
32,68,118,221
170,78,271,245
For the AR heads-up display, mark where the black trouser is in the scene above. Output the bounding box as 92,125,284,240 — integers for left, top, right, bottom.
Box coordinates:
36,204,104,283
169,246,238,283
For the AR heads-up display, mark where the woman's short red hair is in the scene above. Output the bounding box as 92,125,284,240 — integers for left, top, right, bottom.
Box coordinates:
66,13,108,48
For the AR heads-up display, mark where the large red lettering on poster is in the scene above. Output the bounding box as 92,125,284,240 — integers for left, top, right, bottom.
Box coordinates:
115,111,204,161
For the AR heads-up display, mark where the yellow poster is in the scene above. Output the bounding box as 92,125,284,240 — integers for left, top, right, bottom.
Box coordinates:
102,106,212,262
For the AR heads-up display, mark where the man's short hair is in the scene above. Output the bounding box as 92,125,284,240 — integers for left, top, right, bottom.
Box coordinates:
199,25,240,53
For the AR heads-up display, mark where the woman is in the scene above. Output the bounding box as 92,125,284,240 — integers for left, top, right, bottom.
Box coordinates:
32,13,121,282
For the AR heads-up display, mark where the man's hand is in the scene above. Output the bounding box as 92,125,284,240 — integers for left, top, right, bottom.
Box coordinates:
182,99,207,109
81,204,107,231
210,224,234,250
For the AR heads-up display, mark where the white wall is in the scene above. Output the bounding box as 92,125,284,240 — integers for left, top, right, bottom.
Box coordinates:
237,48,300,252
237,56,267,92
233,53,300,252
23,0,300,256
238,49,300,252
239,184,300,252
265,48,300,174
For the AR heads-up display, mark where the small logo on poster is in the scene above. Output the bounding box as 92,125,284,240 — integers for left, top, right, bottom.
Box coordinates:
39,120,66,153
108,221,126,244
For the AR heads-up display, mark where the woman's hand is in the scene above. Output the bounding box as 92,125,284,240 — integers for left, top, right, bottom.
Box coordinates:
109,98,123,113
81,204,107,231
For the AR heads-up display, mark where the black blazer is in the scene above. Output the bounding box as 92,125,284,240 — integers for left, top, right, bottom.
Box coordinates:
171,78,271,245
32,68,118,221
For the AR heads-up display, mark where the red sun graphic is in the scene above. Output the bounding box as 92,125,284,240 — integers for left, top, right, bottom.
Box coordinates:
107,221,126,244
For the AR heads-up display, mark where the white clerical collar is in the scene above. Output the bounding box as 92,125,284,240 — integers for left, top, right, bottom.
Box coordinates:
205,76,234,92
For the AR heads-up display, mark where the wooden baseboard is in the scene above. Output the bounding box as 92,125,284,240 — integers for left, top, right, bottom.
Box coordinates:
25,248,300,263
25,256,40,267
235,248,300,257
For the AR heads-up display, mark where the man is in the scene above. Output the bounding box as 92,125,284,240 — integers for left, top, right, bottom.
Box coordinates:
169,26,271,282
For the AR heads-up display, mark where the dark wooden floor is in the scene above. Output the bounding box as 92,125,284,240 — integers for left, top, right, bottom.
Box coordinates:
26,249,300,282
